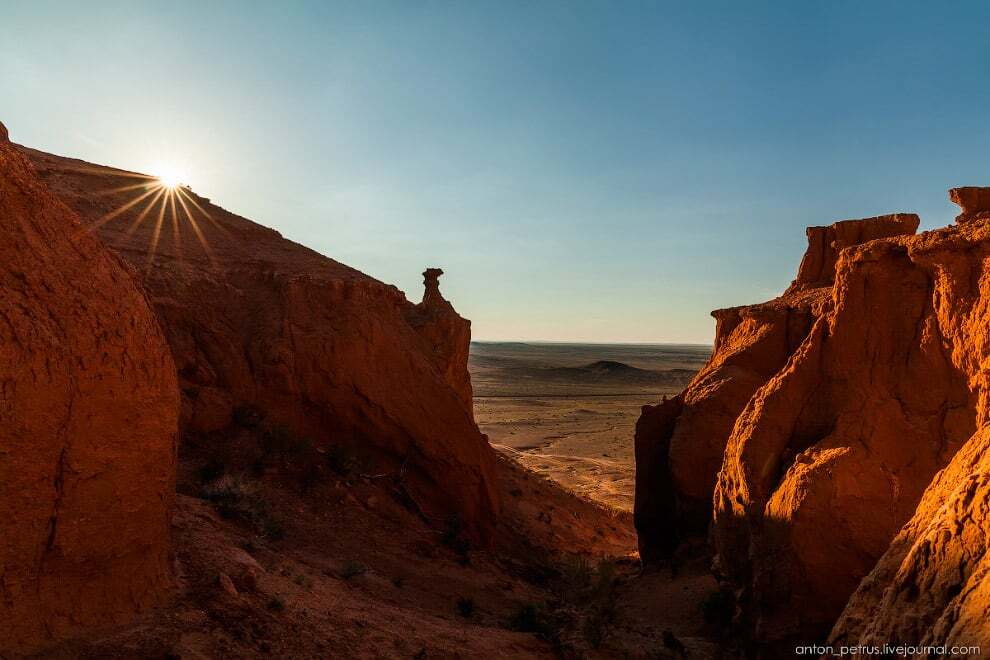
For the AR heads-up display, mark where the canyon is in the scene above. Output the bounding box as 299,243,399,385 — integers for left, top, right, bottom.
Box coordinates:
4,112,990,657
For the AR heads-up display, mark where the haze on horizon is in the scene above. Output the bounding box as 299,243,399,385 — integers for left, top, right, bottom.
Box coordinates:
4,1,990,344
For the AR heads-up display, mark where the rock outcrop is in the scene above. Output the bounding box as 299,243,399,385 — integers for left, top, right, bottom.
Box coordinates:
790,213,920,291
20,146,498,545
949,186,990,225
634,214,917,562
1,123,179,654
706,205,990,648
404,268,475,419
829,427,990,653
823,214,990,653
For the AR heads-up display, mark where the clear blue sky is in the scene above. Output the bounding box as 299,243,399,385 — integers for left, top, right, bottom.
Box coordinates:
4,1,989,343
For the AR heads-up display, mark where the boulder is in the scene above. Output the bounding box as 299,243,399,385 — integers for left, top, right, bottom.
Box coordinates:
1,127,179,653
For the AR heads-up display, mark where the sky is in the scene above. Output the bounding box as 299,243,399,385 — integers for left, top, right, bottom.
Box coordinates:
3,1,990,343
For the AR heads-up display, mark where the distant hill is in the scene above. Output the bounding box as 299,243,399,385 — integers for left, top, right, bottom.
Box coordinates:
537,360,695,385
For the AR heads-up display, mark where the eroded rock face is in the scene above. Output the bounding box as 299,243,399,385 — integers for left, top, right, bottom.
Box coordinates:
829,427,990,652
824,216,990,652
1,128,179,653
711,209,990,647
949,186,990,224
633,215,915,562
21,147,498,545
790,213,920,291
405,268,475,418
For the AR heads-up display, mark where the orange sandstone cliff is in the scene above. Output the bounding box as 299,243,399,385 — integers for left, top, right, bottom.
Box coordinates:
19,146,498,546
637,197,990,649
634,214,918,562
0,123,180,654
826,196,990,652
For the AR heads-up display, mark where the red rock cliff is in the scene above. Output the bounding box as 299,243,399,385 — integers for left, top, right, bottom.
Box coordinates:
0,124,179,654
825,206,990,652
404,268,475,420
20,146,498,545
707,204,990,648
634,214,916,563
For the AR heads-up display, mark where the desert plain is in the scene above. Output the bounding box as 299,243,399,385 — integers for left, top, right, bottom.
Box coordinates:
471,342,709,511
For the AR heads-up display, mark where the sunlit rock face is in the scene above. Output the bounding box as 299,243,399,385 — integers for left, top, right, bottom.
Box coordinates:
0,126,179,654
634,215,917,561
632,206,990,648
950,186,990,224
21,146,498,546
829,427,990,653
709,205,990,648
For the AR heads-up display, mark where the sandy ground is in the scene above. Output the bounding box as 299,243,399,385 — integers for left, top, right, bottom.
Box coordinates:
471,342,709,512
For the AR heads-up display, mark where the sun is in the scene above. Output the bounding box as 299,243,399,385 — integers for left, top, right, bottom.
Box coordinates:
154,164,186,190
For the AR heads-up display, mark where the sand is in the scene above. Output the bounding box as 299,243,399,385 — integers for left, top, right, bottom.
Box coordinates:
471,342,709,511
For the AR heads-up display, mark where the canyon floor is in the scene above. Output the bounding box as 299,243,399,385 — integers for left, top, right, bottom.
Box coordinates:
32,450,729,659
471,342,710,511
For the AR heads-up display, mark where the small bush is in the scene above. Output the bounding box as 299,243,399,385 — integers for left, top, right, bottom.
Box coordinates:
232,404,264,429
325,444,365,476
196,458,225,484
202,476,284,541
507,602,564,642
456,597,475,618
700,589,733,628
440,514,471,562
259,423,311,458
266,597,285,612
340,561,368,579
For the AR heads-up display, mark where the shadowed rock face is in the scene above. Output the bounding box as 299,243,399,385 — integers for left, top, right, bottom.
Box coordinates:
19,146,498,546
405,268,475,419
1,126,179,653
634,215,917,561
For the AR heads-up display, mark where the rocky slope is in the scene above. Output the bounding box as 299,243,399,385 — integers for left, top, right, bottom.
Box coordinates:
20,145,499,547
0,123,179,654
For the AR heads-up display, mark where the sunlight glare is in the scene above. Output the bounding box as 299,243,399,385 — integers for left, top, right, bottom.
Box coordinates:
154,164,187,190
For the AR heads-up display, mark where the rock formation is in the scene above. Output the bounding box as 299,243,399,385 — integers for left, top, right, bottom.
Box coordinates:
20,146,498,545
632,206,990,648
829,427,990,652
405,268,475,418
649,200,990,649
949,186,990,224
823,209,990,652
634,214,917,562
0,123,179,654
790,213,920,291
